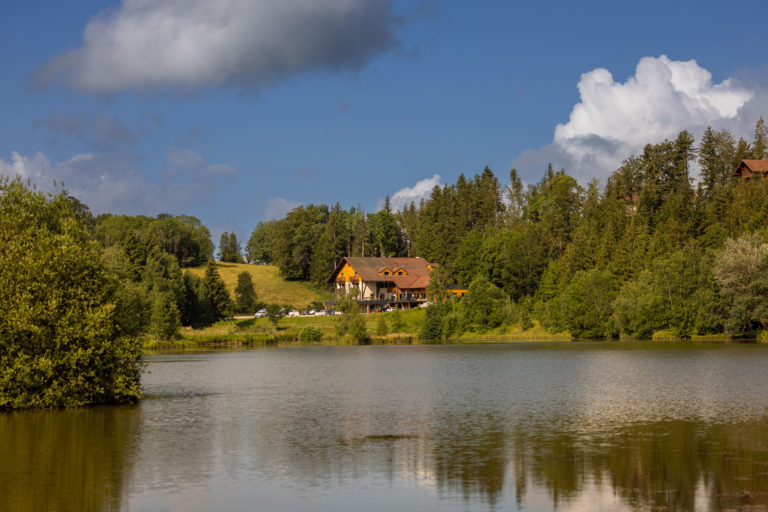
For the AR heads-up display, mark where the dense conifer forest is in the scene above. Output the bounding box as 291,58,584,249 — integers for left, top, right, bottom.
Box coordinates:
248,119,768,338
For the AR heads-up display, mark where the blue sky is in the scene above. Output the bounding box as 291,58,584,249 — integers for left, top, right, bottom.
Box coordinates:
2,0,768,244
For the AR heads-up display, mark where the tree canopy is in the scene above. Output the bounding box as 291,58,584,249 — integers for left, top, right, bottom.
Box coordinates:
0,177,143,409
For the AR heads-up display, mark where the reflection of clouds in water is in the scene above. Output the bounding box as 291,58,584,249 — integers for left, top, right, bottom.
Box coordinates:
123,345,768,511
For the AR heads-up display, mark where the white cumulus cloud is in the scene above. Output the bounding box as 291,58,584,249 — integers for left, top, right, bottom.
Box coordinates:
37,0,401,93
514,55,761,182
384,173,441,211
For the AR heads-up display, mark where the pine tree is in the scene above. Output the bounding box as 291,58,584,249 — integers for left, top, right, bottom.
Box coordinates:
753,117,767,160
203,262,231,320
235,271,258,313
218,232,230,261
229,232,243,263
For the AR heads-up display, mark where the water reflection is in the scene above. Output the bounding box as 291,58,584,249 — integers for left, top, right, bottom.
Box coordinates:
0,405,139,511
3,343,768,511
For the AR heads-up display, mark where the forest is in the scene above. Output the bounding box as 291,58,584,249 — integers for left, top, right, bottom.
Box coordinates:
247,119,768,339
4,119,768,409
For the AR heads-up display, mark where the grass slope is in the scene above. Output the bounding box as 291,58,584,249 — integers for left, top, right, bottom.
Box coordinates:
151,308,571,350
186,262,326,309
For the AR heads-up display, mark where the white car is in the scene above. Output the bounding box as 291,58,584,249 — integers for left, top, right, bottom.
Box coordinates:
287,310,300,317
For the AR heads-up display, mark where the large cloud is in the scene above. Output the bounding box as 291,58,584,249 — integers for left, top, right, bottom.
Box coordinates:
514,56,763,182
37,0,401,93
0,149,235,215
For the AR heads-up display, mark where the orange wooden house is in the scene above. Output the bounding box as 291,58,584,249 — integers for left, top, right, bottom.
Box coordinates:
734,159,768,180
327,256,465,312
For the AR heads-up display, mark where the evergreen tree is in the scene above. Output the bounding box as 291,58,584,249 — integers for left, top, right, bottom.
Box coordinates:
698,127,736,195
179,271,212,327
753,117,767,160
142,248,183,302
735,137,752,163
203,262,231,321
229,232,243,262
234,271,258,313
505,168,525,224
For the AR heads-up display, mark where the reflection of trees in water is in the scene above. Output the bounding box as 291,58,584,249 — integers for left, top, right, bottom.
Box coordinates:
587,421,768,511
506,419,768,511
330,415,768,511
431,425,507,508
0,405,139,511
239,395,768,511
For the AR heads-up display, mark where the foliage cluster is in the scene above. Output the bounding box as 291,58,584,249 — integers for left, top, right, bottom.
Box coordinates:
94,212,213,269
218,232,244,263
334,292,370,343
255,118,768,338
0,177,143,409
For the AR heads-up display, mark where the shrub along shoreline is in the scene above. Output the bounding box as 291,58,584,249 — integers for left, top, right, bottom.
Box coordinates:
141,309,752,351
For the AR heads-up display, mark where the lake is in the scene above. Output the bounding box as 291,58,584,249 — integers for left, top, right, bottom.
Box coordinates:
2,342,768,511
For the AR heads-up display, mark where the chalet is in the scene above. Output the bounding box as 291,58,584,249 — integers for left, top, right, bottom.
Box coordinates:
328,257,463,312
734,159,768,181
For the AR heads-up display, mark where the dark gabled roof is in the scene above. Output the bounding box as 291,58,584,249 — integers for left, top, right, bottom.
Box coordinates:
735,159,768,176
328,257,436,289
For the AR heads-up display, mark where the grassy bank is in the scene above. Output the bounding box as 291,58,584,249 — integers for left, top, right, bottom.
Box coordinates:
143,308,574,350
186,262,326,309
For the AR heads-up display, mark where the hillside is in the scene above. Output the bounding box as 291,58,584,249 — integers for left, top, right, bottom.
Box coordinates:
187,262,327,308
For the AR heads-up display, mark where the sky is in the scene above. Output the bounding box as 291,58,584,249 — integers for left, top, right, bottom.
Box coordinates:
2,0,768,245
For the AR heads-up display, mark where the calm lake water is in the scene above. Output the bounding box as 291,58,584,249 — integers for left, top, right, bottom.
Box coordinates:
3,342,768,511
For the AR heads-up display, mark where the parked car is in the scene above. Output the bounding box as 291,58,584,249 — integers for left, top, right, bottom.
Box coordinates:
384,307,395,312
287,310,300,317
254,309,267,319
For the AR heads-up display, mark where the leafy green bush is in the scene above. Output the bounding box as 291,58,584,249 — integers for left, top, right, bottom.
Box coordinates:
349,316,370,343
0,177,143,409
376,316,388,335
299,326,323,343
419,303,448,340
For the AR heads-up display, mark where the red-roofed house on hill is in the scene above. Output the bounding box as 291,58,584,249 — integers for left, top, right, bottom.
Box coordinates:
734,159,768,180
328,257,459,312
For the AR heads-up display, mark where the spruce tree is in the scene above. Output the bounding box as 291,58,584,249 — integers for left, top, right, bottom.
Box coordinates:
229,232,243,263
235,271,258,313
753,117,767,160
203,262,231,321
